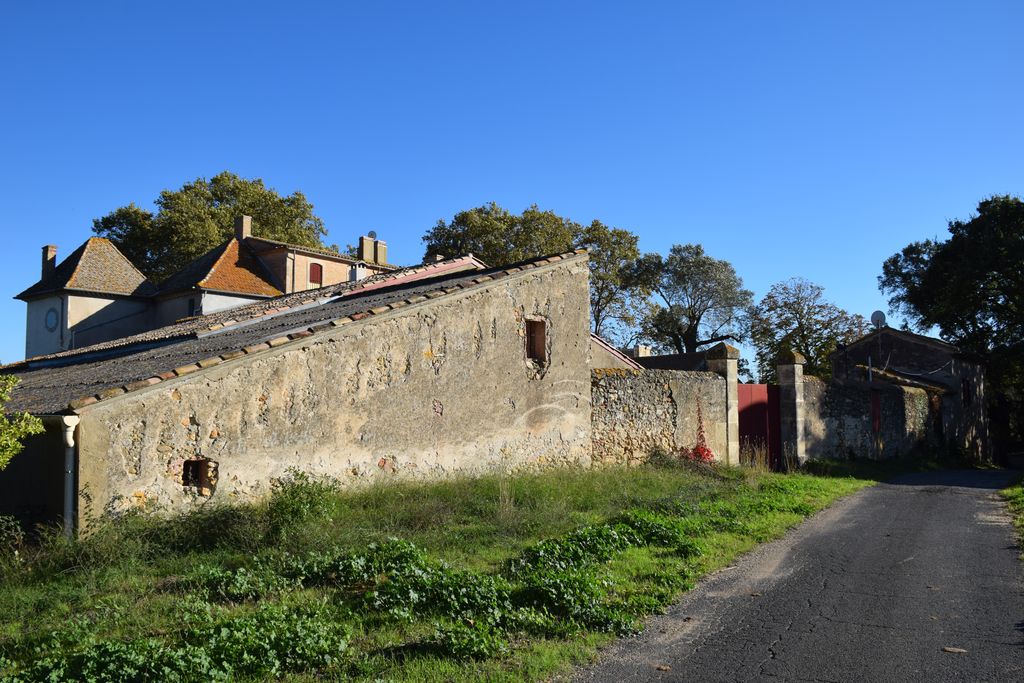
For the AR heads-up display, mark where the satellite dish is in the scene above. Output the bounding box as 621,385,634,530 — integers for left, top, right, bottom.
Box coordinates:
367,230,377,239
871,310,886,330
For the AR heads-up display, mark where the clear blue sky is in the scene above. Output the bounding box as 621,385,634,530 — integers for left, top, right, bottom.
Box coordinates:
2,1,1021,364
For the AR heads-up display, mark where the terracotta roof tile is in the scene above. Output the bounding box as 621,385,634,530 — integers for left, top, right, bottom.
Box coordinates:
159,239,282,298
16,238,156,300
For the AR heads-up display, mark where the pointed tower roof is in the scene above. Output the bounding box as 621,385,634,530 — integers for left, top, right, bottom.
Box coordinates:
15,237,156,300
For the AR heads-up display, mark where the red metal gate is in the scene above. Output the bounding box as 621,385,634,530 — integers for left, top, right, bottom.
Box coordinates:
738,384,781,470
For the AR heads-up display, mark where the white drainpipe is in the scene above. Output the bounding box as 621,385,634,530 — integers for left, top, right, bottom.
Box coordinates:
61,415,80,538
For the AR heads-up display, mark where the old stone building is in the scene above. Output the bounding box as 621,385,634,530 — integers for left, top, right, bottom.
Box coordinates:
16,217,394,359
825,327,989,460
1,251,592,528
3,227,994,533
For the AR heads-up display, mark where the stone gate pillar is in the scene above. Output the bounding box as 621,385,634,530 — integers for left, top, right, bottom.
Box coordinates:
777,351,807,469
706,343,740,466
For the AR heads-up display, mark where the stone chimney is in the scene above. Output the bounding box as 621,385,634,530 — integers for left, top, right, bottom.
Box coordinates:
42,245,57,278
234,215,252,241
357,234,388,265
630,344,652,358
358,235,374,263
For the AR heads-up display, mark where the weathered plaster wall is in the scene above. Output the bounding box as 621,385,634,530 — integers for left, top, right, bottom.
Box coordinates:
24,295,64,357
68,294,152,349
590,369,727,465
25,293,152,357
291,253,352,291
74,259,592,517
155,293,197,328
803,376,936,460
590,338,634,370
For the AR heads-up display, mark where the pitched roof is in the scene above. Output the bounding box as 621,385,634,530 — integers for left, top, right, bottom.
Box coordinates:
842,327,958,354
159,239,282,297
245,236,401,270
16,238,156,300
21,255,486,362
2,250,585,415
590,334,643,370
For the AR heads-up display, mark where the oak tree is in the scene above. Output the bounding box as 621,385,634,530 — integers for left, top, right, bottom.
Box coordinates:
628,244,752,354
422,204,643,343
879,194,1024,449
749,278,866,382
93,172,327,282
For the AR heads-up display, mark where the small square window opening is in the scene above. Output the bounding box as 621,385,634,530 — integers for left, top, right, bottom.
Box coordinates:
526,319,547,363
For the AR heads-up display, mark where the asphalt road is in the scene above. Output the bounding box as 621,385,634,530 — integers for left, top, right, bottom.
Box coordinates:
574,470,1024,683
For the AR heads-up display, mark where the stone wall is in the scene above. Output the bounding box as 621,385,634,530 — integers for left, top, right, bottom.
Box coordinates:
590,368,727,465
803,376,937,460
73,258,593,518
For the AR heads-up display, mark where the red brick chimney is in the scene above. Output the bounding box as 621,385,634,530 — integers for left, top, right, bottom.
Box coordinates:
42,245,57,278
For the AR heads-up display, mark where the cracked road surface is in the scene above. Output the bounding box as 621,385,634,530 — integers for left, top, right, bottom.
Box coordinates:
574,470,1024,682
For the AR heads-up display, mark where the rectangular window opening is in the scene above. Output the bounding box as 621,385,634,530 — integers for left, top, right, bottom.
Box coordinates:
183,459,210,489
526,319,547,362
309,262,324,287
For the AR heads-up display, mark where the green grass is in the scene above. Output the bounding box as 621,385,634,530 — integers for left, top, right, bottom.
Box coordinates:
0,460,884,682
1000,475,1024,558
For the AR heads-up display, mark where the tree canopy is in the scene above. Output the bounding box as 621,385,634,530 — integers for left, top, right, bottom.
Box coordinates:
879,195,1024,352
0,376,44,472
879,194,1024,449
421,203,577,265
422,203,643,343
576,221,642,341
93,172,327,282
627,244,752,354
749,278,866,382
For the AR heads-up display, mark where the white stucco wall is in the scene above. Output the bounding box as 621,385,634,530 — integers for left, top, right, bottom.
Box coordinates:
200,292,265,315
24,295,64,358
67,295,152,350
24,294,151,358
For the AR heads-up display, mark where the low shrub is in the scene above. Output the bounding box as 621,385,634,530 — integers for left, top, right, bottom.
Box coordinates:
431,620,510,660
10,603,347,682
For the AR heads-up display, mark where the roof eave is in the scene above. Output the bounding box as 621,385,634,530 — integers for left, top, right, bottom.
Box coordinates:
60,249,588,415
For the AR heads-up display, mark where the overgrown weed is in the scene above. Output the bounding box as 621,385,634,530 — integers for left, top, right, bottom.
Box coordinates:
0,458,884,681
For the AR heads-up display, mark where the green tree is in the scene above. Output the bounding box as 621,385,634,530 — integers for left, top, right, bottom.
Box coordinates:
879,194,1024,449
422,204,644,342
422,202,576,265
880,195,1024,351
749,278,867,382
576,221,642,341
0,376,44,471
93,172,327,282
627,244,752,354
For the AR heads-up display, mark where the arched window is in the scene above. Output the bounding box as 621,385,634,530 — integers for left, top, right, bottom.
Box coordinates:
309,262,323,287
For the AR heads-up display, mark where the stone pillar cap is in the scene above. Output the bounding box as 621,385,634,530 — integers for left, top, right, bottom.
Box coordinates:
776,350,806,365
705,342,740,360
